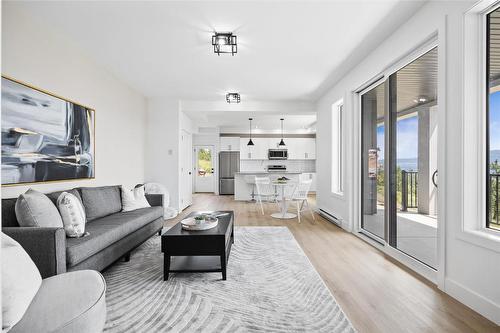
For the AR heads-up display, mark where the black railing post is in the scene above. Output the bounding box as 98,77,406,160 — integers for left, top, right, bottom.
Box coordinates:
402,170,408,211
496,175,499,225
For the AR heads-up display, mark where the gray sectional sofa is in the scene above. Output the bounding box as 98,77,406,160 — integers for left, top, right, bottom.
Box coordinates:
2,185,164,278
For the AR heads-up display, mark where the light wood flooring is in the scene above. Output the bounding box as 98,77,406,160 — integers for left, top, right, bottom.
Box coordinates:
165,194,500,333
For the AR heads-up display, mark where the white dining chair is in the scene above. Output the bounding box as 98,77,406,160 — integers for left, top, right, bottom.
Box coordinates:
244,175,257,201
254,176,278,215
285,179,315,223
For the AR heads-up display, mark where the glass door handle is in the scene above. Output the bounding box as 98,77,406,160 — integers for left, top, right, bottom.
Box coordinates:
432,170,438,188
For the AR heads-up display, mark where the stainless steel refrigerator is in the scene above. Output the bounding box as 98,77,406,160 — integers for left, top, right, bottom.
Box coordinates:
219,151,240,195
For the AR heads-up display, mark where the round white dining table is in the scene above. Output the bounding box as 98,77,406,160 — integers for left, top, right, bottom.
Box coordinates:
271,182,297,219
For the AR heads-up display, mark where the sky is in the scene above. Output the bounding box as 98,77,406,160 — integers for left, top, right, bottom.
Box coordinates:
490,91,500,151
376,115,418,160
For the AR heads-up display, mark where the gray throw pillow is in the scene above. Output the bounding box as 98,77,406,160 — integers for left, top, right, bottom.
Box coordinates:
15,189,63,228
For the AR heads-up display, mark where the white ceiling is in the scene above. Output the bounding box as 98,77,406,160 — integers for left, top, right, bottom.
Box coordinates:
9,0,426,102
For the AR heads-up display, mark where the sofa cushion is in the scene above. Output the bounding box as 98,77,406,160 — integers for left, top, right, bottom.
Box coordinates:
9,270,106,333
46,189,82,207
79,186,122,221
1,233,42,332
2,198,20,227
65,206,163,267
15,189,63,228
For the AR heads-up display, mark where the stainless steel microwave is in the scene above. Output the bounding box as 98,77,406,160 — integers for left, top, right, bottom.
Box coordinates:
268,149,288,160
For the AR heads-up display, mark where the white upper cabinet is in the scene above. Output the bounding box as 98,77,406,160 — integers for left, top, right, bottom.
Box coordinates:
251,138,269,159
220,137,240,151
268,138,282,149
286,138,316,159
240,137,269,159
239,137,315,160
284,138,301,159
240,138,252,159
303,138,316,159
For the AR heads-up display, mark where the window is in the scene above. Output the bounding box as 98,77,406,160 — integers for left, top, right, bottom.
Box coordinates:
487,7,500,231
461,1,500,250
332,100,344,195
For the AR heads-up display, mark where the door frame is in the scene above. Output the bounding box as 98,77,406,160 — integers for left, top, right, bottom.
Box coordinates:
193,145,216,193
352,33,444,285
180,130,193,211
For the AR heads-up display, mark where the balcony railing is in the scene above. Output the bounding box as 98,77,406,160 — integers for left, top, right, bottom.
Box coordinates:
490,174,500,228
401,170,418,211
398,171,500,228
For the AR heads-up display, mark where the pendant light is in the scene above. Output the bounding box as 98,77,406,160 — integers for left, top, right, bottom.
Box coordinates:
279,118,286,146
247,118,254,146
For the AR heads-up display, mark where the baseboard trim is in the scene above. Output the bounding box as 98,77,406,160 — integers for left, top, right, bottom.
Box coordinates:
445,278,500,325
318,209,342,228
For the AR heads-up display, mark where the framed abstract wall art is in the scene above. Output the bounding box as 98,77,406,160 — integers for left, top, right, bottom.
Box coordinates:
1,76,95,186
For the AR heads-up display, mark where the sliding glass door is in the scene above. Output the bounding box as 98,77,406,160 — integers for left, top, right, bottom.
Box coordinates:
361,82,386,240
361,47,438,269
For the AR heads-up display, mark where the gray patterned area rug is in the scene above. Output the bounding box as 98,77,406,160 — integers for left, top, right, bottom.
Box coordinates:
103,226,355,332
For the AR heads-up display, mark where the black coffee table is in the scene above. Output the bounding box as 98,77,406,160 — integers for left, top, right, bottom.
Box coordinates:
161,211,234,281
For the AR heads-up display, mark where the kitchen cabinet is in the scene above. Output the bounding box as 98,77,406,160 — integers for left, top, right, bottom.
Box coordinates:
220,137,240,151
283,138,300,159
240,138,268,159
267,138,283,149
239,137,316,160
303,138,316,159
286,138,316,160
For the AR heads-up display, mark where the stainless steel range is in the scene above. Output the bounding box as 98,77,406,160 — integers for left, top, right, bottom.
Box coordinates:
267,165,287,172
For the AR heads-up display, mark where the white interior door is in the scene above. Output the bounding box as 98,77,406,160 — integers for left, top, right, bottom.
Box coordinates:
180,130,193,210
194,145,215,193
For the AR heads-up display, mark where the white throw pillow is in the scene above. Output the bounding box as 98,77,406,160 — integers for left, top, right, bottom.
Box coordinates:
57,192,86,238
1,232,42,332
121,186,151,212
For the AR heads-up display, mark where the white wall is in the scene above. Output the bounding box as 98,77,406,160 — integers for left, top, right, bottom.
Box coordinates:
144,99,194,210
145,98,180,209
1,3,147,198
315,0,500,325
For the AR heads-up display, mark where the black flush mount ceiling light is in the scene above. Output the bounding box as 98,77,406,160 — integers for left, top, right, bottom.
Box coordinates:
279,118,286,146
212,32,237,56
226,92,241,103
247,118,254,146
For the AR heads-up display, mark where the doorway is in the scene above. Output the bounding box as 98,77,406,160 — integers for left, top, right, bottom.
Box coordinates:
180,130,193,210
360,47,438,269
194,145,215,193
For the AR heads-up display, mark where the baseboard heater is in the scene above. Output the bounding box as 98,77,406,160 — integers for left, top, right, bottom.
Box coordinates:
318,209,342,228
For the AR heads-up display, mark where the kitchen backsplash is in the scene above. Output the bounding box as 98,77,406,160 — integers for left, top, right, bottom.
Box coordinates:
240,160,316,173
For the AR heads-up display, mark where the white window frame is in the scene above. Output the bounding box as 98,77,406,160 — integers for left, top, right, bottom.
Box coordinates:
331,99,344,196
461,0,500,252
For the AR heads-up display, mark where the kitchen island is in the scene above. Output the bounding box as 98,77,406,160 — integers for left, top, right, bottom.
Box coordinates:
234,172,302,201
